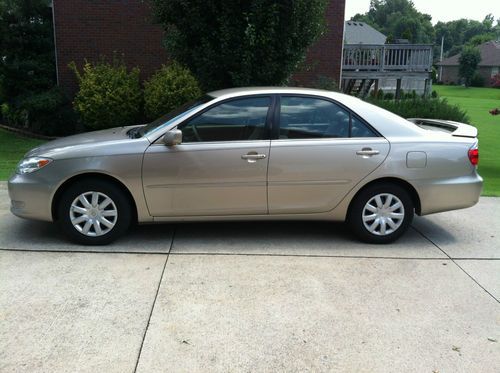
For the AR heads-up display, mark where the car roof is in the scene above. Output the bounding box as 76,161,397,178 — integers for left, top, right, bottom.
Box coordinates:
208,86,334,98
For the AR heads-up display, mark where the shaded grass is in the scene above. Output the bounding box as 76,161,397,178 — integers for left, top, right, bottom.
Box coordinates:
434,85,500,196
0,129,45,180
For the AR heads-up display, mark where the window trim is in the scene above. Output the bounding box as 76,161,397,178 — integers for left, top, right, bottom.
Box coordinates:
273,94,382,140
175,94,276,144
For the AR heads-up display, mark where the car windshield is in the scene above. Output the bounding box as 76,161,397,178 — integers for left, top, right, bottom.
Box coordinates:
138,95,214,137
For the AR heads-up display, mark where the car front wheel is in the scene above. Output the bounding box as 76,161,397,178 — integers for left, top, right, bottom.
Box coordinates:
57,179,132,245
348,183,414,244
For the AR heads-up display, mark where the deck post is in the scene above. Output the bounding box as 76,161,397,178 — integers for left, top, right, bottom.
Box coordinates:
424,78,430,98
381,46,385,72
395,78,402,100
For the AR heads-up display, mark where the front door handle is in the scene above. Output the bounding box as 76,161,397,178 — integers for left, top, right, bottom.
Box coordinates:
241,152,267,163
356,148,380,157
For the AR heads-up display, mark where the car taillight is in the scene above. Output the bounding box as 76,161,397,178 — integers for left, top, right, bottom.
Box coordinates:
468,148,479,166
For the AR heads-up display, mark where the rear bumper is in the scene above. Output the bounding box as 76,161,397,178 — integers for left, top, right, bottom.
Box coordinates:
8,173,55,222
414,172,483,215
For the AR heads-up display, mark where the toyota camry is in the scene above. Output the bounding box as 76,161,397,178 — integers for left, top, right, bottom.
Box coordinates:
8,87,482,244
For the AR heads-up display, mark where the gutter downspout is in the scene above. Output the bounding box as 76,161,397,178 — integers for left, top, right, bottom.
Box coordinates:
50,0,59,86
339,13,346,90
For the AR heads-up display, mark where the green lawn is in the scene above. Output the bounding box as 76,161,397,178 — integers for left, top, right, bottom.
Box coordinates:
0,129,45,180
434,85,500,196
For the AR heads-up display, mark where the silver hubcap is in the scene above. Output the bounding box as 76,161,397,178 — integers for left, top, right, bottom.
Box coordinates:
362,193,405,236
70,191,118,237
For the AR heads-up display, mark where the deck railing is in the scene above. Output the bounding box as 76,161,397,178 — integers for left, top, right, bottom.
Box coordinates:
342,44,433,72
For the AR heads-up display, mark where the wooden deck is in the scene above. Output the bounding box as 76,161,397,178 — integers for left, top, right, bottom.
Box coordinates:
341,44,433,97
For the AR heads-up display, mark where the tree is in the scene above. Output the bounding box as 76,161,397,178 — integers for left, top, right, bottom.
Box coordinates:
352,0,434,43
0,0,55,101
152,0,328,90
459,46,481,87
434,15,498,58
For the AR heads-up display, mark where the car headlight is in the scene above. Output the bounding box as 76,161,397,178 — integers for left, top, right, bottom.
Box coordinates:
16,157,53,174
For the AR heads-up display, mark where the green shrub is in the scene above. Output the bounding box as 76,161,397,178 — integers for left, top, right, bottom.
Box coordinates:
144,63,201,120
383,92,395,100
367,97,469,123
402,91,416,100
0,102,24,126
70,59,142,130
491,73,500,88
1,88,79,136
470,72,485,87
1,102,10,120
431,90,438,98
312,75,339,92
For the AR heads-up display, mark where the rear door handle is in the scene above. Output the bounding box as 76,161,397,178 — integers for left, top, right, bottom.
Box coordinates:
241,152,267,163
356,148,380,157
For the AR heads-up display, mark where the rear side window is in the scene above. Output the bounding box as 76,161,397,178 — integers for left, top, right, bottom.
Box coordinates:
279,96,377,139
351,115,377,138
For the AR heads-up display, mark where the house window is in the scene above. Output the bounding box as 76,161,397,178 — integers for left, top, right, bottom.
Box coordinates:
492,67,499,77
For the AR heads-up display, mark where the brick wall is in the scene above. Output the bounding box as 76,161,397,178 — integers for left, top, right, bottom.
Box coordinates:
53,0,168,96
440,66,460,84
53,0,345,96
292,0,346,87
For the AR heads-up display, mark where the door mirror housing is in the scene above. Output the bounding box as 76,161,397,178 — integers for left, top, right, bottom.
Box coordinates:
163,129,182,146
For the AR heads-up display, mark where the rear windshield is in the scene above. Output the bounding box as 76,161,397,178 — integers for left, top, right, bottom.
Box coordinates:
409,119,456,133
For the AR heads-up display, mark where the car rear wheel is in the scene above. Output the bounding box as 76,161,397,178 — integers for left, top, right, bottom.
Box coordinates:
57,179,132,245
348,183,414,244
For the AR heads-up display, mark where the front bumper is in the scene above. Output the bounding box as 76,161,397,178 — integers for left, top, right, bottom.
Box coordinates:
8,173,55,222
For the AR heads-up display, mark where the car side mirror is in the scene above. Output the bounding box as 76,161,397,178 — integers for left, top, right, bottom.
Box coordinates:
163,129,182,146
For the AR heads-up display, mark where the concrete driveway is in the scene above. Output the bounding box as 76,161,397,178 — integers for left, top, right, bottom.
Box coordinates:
0,182,498,372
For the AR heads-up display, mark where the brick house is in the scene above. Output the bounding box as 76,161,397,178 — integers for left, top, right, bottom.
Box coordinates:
52,0,346,96
438,41,500,86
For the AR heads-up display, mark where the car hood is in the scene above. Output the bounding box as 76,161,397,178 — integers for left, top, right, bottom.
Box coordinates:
25,126,147,159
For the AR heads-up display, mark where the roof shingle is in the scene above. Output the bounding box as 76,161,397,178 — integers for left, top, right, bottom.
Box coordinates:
344,21,387,45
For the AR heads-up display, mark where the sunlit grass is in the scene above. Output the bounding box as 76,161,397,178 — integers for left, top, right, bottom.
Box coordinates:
434,85,500,196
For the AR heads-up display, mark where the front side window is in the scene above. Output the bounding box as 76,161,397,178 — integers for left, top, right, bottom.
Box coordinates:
279,96,376,139
140,95,213,137
180,96,271,142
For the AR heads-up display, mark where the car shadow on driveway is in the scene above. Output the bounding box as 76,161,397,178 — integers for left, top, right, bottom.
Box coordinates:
412,216,458,245
0,214,447,258
0,214,174,253
169,220,446,258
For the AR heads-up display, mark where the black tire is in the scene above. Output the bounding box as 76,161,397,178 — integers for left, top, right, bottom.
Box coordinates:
347,183,414,244
57,179,132,245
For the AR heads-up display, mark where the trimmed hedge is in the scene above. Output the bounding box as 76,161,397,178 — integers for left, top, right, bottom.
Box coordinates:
367,97,470,123
144,63,201,120
70,59,142,130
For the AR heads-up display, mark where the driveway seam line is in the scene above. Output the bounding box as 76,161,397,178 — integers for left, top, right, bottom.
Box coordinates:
412,226,500,304
168,252,448,260
133,226,176,373
3,246,500,261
